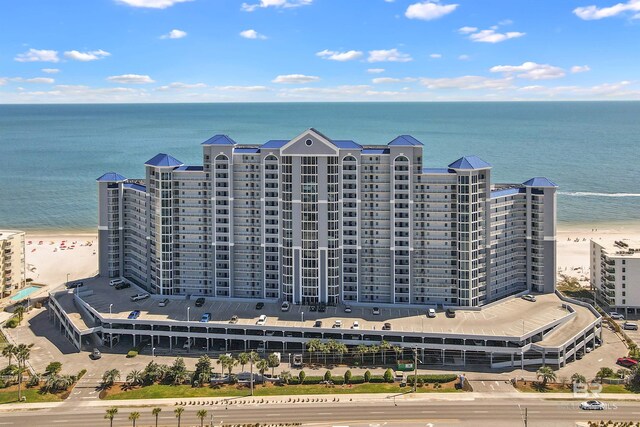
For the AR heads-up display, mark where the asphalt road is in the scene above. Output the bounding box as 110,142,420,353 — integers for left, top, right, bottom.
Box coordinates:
1,400,639,426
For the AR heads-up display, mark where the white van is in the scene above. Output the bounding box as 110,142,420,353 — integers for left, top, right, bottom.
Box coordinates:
256,314,267,326
109,278,123,287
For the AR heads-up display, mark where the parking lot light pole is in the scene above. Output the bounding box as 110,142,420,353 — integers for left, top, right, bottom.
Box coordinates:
152,347,156,357
187,306,190,322
301,311,304,323
109,304,113,315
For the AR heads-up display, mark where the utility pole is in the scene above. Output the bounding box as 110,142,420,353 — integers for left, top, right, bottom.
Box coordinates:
412,348,418,393
250,357,254,396
524,407,528,427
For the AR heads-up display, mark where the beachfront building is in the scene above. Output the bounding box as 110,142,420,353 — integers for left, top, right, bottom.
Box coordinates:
0,230,26,299
591,239,640,314
97,128,557,308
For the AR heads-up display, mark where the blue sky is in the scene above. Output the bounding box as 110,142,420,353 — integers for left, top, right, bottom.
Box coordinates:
1,0,639,102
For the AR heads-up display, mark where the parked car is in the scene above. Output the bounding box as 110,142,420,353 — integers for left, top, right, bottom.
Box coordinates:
318,303,327,313
580,400,605,410
256,314,267,325
229,315,239,324
195,297,205,307
623,322,638,330
617,357,638,368
281,301,290,312
90,348,102,360
130,293,150,302
109,279,123,287
521,294,536,302
352,321,360,330
309,305,317,312
158,298,169,307
446,308,456,318
128,310,140,319
576,351,584,360
585,346,593,353
255,302,264,310
427,308,436,318
382,322,392,330
292,354,303,368
610,312,625,320
66,281,84,289
333,320,342,328
314,320,323,328
115,282,130,290
200,312,211,323
372,307,381,315
344,305,352,313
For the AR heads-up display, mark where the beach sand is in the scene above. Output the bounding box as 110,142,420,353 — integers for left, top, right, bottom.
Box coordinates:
23,223,640,290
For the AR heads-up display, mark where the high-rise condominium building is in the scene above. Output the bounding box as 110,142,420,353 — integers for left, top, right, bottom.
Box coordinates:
97,129,557,307
0,230,26,298
591,239,640,313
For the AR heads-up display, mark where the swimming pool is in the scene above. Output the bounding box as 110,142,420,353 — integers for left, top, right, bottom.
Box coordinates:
10,286,42,302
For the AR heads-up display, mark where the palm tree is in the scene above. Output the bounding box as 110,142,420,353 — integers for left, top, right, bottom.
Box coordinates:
216,354,233,377
536,366,556,386
368,345,380,365
326,339,338,363
256,359,268,383
379,340,391,365
2,344,16,368
267,352,280,377
596,367,614,383
335,342,348,363
306,339,321,363
356,344,368,365
15,343,33,401
104,407,118,427
196,409,208,427
151,407,162,427
14,305,25,322
237,352,249,371
128,412,140,427
320,343,330,365
393,345,403,363
102,369,121,388
174,406,184,427
571,373,586,384
248,351,260,394
126,370,143,387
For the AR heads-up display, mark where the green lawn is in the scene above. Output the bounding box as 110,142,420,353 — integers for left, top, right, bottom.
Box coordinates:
0,388,63,404
515,382,639,394
104,381,461,400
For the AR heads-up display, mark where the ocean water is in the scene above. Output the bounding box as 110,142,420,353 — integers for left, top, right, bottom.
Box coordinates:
1,102,639,232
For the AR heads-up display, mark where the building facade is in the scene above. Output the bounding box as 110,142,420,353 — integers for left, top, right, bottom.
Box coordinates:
98,129,557,307
0,230,26,299
591,239,640,313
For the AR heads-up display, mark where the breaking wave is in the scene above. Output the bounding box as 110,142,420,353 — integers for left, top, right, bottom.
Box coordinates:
559,192,640,197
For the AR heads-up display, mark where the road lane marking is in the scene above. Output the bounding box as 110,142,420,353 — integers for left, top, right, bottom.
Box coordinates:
370,411,386,414
473,411,488,413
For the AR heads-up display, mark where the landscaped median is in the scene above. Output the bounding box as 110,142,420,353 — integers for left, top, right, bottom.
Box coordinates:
102,374,463,400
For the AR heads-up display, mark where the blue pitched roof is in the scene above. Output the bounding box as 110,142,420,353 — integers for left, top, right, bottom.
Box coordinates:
333,140,362,149
174,165,204,172
201,134,237,145
448,156,491,170
362,148,389,154
491,187,525,198
261,140,288,149
388,135,424,146
96,172,127,182
235,147,260,154
144,153,183,168
523,177,558,187
123,183,147,192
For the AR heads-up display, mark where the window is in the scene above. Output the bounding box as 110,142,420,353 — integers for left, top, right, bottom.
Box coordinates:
305,139,313,146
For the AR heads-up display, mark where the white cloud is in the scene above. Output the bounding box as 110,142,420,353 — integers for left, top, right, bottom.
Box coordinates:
367,68,385,73
107,74,155,84
15,49,59,63
574,0,640,20
214,85,269,92
372,77,417,84
316,49,363,61
430,53,442,59
367,48,412,63
457,26,478,34
405,1,458,20
41,68,60,74
64,49,111,61
467,28,525,43
458,54,470,60
18,77,55,84
571,65,591,73
116,0,192,9
490,62,565,80
272,74,320,84
160,29,188,39
241,0,312,12
157,82,207,91
419,75,514,90
239,29,267,40
0,78,7,86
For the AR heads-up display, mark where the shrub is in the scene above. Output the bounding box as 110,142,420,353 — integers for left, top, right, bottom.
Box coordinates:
383,368,394,383
5,317,19,328
28,375,40,387
127,350,138,358
298,370,306,384
417,378,424,387
324,370,332,382
77,369,87,380
344,370,352,384
364,370,372,383
45,362,63,376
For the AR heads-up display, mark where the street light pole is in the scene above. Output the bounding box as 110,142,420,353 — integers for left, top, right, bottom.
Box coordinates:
152,347,156,357
187,306,190,322
301,311,304,323
109,304,113,315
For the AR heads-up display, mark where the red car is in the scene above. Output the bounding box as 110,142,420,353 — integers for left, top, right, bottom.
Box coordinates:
616,357,638,368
